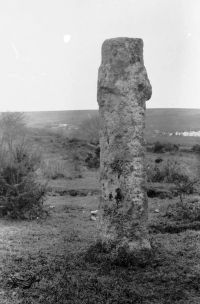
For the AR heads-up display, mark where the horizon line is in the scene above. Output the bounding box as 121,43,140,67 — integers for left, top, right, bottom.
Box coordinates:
0,107,200,113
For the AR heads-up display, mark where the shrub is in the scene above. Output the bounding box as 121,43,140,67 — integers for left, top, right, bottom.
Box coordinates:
0,144,47,219
164,160,199,201
85,145,100,169
192,144,200,153
153,141,165,153
0,112,47,219
146,160,167,183
153,141,179,153
165,199,200,221
164,143,179,152
0,112,26,151
147,158,199,202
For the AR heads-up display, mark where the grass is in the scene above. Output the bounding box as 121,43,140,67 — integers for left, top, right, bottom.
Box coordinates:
41,159,71,179
0,195,99,303
1,195,200,304
0,128,200,303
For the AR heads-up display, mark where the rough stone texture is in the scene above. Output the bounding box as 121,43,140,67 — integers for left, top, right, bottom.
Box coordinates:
97,37,152,253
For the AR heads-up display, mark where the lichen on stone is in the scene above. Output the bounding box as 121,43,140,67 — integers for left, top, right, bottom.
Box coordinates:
98,37,152,254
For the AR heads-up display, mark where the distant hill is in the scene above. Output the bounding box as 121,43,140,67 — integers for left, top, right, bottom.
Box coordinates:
22,108,200,146
25,110,98,128
146,109,200,132
25,108,200,133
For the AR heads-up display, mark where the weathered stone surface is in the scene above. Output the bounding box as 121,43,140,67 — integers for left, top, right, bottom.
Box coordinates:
97,37,152,253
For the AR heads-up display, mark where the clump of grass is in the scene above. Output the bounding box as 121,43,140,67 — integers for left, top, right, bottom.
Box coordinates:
41,158,83,180
41,159,68,180
149,196,200,234
165,198,200,222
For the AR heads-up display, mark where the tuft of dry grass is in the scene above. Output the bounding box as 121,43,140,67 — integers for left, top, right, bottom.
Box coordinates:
40,159,70,180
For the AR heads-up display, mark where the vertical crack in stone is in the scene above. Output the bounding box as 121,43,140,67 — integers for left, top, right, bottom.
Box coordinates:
97,37,152,254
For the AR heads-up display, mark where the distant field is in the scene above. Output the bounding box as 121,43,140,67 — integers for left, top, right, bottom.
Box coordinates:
25,110,98,128
146,108,200,132
146,133,200,146
18,108,200,145
23,108,200,129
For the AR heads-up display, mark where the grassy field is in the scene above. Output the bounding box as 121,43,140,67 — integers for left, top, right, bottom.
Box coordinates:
0,126,200,303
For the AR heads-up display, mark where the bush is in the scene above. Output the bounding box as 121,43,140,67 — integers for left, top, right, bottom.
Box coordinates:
153,141,165,153
164,143,179,152
0,143,47,219
0,112,26,150
0,112,47,219
147,158,196,184
146,161,166,182
85,146,100,169
153,141,179,153
147,158,199,202
164,160,199,201
165,199,200,221
146,159,173,183
192,144,200,153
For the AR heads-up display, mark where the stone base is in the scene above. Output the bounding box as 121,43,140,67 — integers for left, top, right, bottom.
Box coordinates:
121,237,152,253
111,238,152,266
97,233,152,266
98,216,151,261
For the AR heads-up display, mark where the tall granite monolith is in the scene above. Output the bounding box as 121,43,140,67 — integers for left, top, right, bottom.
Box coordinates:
97,38,152,254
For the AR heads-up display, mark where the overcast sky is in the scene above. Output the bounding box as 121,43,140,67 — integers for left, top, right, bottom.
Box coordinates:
0,0,199,111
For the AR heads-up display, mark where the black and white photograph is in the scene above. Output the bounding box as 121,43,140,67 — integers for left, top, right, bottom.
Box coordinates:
0,1,200,303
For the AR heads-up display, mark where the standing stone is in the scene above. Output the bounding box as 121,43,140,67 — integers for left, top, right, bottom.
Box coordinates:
97,38,152,254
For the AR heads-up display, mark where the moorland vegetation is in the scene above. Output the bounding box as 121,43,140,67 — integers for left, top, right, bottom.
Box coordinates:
0,112,200,303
